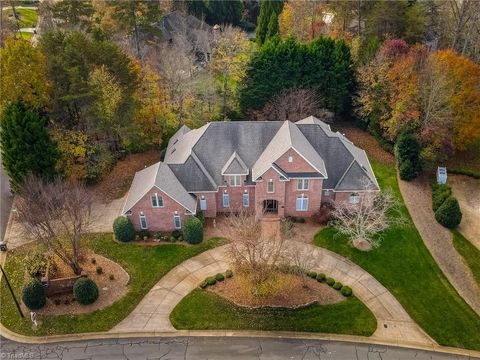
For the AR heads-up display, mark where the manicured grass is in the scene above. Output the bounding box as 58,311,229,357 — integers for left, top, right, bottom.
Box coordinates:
452,230,480,286
0,234,224,336
314,160,480,350
4,8,38,28
171,289,376,336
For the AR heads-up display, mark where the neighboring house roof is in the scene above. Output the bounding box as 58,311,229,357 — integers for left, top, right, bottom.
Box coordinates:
123,162,197,214
126,117,379,212
221,152,249,175
252,121,327,181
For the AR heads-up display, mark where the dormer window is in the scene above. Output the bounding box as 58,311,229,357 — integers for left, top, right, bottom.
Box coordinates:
151,193,164,208
229,175,241,187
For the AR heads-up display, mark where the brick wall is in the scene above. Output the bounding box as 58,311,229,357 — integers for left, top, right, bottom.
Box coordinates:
128,187,189,232
216,175,255,213
284,178,323,217
274,148,317,173
254,168,287,218
195,192,217,218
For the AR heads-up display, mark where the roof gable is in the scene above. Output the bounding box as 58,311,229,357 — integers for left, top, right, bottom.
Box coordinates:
335,160,378,191
221,152,248,175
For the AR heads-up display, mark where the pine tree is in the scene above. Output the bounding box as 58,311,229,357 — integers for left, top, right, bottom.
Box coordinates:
0,102,59,188
265,12,279,41
256,0,284,45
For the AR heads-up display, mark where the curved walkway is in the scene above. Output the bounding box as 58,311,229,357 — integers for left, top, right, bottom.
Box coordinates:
112,242,434,346
398,175,480,316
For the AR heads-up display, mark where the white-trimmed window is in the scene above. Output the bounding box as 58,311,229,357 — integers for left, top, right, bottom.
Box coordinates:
229,175,241,187
297,179,309,191
139,213,148,229
267,179,274,193
151,193,164,208
200,196,207,210
296,195,308,211
223,193,230,208
242,193,249,207
288,156,293,163
173,214,181,229
349,193,360,204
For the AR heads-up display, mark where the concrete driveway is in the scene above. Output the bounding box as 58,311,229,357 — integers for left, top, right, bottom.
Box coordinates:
112,242,433,346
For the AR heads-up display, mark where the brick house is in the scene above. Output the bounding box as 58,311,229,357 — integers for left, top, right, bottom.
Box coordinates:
122,117,379,232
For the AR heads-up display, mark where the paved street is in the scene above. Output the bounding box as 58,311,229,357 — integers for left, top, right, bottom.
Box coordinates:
0,336,476,360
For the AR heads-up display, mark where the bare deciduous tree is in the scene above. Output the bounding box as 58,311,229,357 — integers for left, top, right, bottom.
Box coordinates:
331,183,403,250
224,210,288,286
287,243,316,288
252,88,333,122
16,176,95,275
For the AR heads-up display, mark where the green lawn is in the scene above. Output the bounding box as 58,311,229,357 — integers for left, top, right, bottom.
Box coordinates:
171,289,376,336
314,161,480,350
0,234,224,336
4,8,38,28
452,230,480,287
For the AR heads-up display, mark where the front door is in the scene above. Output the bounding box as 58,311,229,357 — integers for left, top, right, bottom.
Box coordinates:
263,199,278,213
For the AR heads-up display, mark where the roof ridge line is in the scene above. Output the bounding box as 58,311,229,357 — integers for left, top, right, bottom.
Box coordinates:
191,151,217,189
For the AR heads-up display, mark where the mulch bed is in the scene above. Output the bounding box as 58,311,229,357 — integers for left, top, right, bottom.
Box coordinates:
208,272,344,308
33,252,129,316
91,150,160,202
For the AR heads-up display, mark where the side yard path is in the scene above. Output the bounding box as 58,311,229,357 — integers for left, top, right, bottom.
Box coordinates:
112,242,434,346
398,175,480,316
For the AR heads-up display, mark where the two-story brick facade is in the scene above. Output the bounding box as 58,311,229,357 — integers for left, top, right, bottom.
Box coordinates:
122,117,379,232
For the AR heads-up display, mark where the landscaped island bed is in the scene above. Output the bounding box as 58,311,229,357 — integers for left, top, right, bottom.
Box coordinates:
314,161,480,350
170,288,376,336
0,234,223,336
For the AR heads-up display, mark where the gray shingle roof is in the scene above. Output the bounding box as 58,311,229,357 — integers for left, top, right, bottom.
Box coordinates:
123,162,197,214
126,117,378,212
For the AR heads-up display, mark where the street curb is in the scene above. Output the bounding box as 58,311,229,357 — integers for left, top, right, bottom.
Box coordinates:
1,324,480,358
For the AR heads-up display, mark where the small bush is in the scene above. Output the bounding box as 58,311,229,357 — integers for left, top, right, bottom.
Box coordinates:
326,277,335,286
172,229,182,239
289,216,298,223
307,271,317,278
297,217,306,223
113,216,136,242
435,196,462,228
199,280,208,289
206,277,217,286
91,258,96,264
184,216,204,244
215,273,225,281
96,266,103,275
341,286,353,297
432,184,452,212
73,278,99,305
399,159,417,181
139,230,150,239
316,273,326,282
154,231,162,240
225,270,233,278
333,282,343,290
312,204,334,225
109,274,115,281
21,280,46,310
54,298,61,305
64,299,70,305
196,211,205,226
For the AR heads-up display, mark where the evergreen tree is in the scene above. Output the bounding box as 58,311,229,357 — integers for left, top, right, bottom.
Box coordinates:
256,0,284,45
206,0,242,25
265,12,279,41
0,102,59,188
239,37,355,115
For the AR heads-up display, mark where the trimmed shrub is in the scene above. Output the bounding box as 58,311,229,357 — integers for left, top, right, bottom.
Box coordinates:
399,159,417,181
199,280,208,289
54,298,61,305
326,277,335,286
109,274,115,281
91,258,96,264
171,229,182,239
297,217,306,224
341,286,353,297
432,184,452,212
312,203,334,225
21,280,46,310
96,266,103,275
113,216,135,242
333,282,343,290
307,271,317,278
139,230,150,239
154,231,162,240
184,216,204,244
435,196,462,228
196,211,205,226
316,273,326,282
215,273,225,281
206,277,217,286
225,270,233,278
73,278,99,305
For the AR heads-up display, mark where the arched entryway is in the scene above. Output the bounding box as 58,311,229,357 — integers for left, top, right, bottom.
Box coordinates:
263,199,278,213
